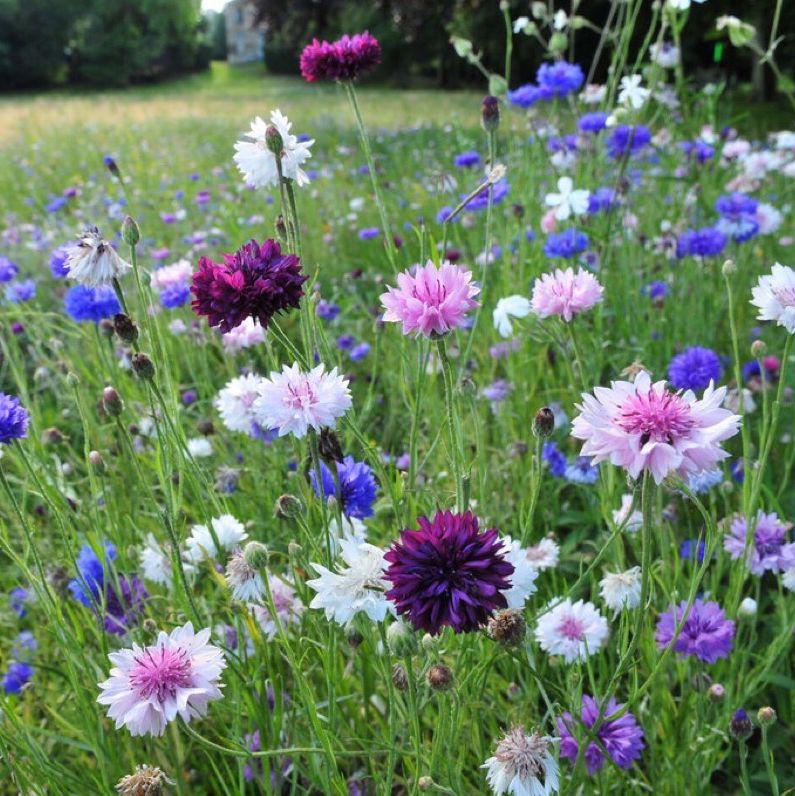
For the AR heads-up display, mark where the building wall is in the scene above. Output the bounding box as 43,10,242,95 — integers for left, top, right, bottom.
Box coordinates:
225,0,265,65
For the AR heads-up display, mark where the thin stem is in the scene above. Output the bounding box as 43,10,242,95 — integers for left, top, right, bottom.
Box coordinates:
437,337,466,511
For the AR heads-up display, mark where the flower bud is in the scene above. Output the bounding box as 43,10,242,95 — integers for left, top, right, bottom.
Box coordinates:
102,386,124,417
386,620,418,657
275,214,288,241
318,427,344,463
729,709,753,741
265,125,284,156
481,96,500,132
757,706,777,726
197,419,214,436
98,318,115,339
721,259,736,276
707,683,725,703
739,597,757,616
243,541,269,570
41,427,63,445
532,406,555,438
275,494,304,520
487,609,526,648
143,618,158,634
103,155,120,177
346,627,364,649
88,450,103,467
421,633,437,654
427,663,454,691
113,313,139,344
121,216,140,247
131,353,155,381
417,776,434,792
750,339,766,358
549,32,568,53
391,663,408,691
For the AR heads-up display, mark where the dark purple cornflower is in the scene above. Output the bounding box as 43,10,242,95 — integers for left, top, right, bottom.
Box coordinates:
536,60,584,97
606,125,652,158
0,394,29,444
384,510,514,635
454,150,481,168
0,256,19,283
191,239,306,333
543,229,589,259
578,112,609,133
676,227,727,258
558,695,645,775
667,346,723,391
310,455,377,520
300,32,381,82
655,598,735,663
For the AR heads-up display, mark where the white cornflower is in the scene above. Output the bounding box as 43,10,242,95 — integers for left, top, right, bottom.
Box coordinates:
525,538,560,570
544,176,590,221
599,567,642,616
233,109,314,189
225,549,264,602
534,598,608,663
500,536,539,609
483,726,560,796
783,567,795,592
215,373,266,435
493,295,532,337
666,0,706,10
187,437,213,458
618,75,650,110
250,577,304,638
649,42,679,69
64,227,131,287
750,262,795,333
612,494,642,533
329,515,369,554
186,514,248,563
580,84,606,105
139,533,194,588
306,539,393,626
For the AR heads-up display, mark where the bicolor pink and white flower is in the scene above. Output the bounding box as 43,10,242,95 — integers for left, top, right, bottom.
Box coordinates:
221,317,266,353
250,577,305,638
96,623,225,737
380,260,479,337
150,259,193,292
531,268,603,322
535,598,608,663
525,538,560,571
253,363,351,438
750,262,795,334
572,370,740,484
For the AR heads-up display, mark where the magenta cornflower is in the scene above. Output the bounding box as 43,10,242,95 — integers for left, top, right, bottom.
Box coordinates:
383,510,514,635
300,32,381,82
571,370,740,485
190,239,306,334
724,511,795,575
557,694,645,775
531,267,603,322
654,598,735,663
379,259,480,337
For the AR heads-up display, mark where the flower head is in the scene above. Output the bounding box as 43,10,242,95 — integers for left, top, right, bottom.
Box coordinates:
380,260,479,337
252,363,351,439
655,598,735,663
384,511,514,635
571,370,740,485
534,598,608,663
667,346,723,391
97,622,225,737
64,227,131,287
63,284,121,324
0,394,29,444
300,32,381,82
724,511,795,575
234,110,314,189
191,238,306,334
617,74,650,109
493,295,531,338
536,60,584,97
482,726,560,796
500,536,539,609
250,576,305,637
310,455,377,519
557,695,645,775
599,567,642,616
545,177,590,221
531,267,603,322
542,230,589,260
116,765,173,796
751,263,795,334
215,373,267,436
185,514,248,563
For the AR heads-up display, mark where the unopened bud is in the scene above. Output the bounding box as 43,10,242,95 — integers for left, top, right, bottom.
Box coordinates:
143,618,158,634
41,427,63,445
481,96,500,132
103,155,120,177
757,706,777,726
346,627,364,649
386,621,418,657
113,313,139,344
318,427,344,463
391,663,408,691
739,597,757,616
427,664,454,691
275,494,304,519
487,609,526,648
417,776,434,791
275,214,288,240
708,683,725,702
750,339,766,358
102,387,123,417
98,318,115,339
243,541,269,570
265,125,284,157
88,450,103,467
729,709,753,741
197,419,214,436
532,406,555,438
121,216,140,247
549,32,568,53
721,259,736,276
131,353,155,381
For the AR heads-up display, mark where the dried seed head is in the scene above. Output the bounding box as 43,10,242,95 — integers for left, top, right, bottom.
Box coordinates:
115,764,172,796
487,609,526,648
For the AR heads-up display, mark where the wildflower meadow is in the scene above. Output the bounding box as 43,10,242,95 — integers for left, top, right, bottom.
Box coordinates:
1,4,795,795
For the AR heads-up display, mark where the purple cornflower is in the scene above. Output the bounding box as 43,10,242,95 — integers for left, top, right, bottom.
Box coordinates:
4,279,36,303
316,300,340,321
2,661,33,695
349,342,370,361
547,135,578,155
578,112,609,133
536,60,584,97
667,346,723,391
0,256,19,282
606,125,651,158
454,151,481,167
336,334,355,350
191,238,306,333
63,285,121,324
643,281,669,302
676,227,727,258
358,227,380,240
679,539,707,562
680,140,715,163
480,379,512,408
436,206,455,224
159,282,191,309
0,394,29,444
715,192,759,243
310,455,377,520
557,695,645,775
542,441,567,477
724,511,795,575
655,598,735,663
465,180,510,212
384,510,514,635
9,586,29,617
543,229,589,259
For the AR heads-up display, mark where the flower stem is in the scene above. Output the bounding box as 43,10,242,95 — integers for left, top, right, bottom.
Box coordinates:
437,337,466,511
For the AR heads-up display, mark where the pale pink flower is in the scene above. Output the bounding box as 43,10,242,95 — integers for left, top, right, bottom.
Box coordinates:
540,209,559,234
150,259,193,291
250,576,305,638
531,267,604,322
750,262,795,334
379,259,479,337
534,598,608,663
571,370,740,485
96,623,225,737
252,362,351,438
222,317,266,353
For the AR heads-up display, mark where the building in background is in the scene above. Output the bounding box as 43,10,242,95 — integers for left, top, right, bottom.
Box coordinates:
224,0,265,65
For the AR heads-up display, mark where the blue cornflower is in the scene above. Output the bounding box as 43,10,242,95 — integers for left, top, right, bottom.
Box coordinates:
578,112,609,133
542,441,567,478
2,661,33,695
715,192,759,243
310,455,377,520
465,179,510,211
50,246,71,279
686,469,723,494
358,227,380,240
4,279,36,303
644,281,669,301
507,84,549,108
63,285,121,324
606,125,651,158
547,135,578,154
0,256,19,283
543,229,589,259
9,586,29,617
587,187,618,214
667,346,723,391
676,227,727,258
350,342,370,361
316,300,340,321
536,60,584,97
454,150,481,167
336,334,355,351
731,459,744,484
564,456,600,484
45,196,67,213
0,394,29,445
679,140,715,163
159,282,190,309
69,543,117,606
679,539,707,563
437,206,455,224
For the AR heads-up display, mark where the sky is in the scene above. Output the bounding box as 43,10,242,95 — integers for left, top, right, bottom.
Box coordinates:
202,0,228,12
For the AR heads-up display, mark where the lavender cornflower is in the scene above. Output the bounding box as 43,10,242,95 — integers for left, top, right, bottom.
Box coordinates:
0,395,29,444
655,599,735,663
724,511,795,575
4,279,36,303
564,457,599,484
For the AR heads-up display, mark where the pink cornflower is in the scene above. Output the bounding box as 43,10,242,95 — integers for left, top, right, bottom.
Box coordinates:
252,362,352,438
380,259,480,337
572,370,740,485
96,623,225,737
531,267,604,322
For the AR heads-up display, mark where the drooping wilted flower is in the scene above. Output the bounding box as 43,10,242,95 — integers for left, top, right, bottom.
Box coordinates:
482,726,560,795
64,227,131,287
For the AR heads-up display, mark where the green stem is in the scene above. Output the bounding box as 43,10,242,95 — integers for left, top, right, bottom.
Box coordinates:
437,337,466,511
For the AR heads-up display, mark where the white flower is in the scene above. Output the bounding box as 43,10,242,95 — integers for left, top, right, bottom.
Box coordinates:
221,317,266,353
96,623,225,737
755,203,783,235
328,515,369,554
150,259,193,291
738,597,757,616
525,538,560,570
552,9,568,30
186,514,248,563
500,536,539,609
612,494,642,533
225,549,264,602
774,131,795,150
483,726,560,796
750,262,795,334
580,84,606,104
493,295,532,337
139,533,194,588
534,598,608,663
64,227,131,287
599,567,642,616
649,42,680,69
618,75,650,110
233,110,314,189
250,577,304,638
783,567,795,591
666,0,707,10
544,177,590,221
306,539,393,626
187,437,213,458
513,15,531,33
215,373,266,435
